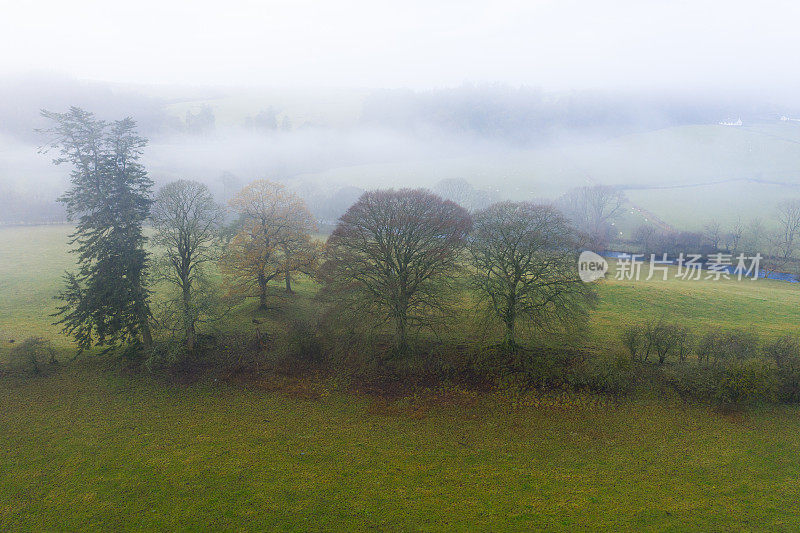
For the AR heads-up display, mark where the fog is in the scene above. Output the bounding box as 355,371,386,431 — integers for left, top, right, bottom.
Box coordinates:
4,1,800,94
3,1,800,226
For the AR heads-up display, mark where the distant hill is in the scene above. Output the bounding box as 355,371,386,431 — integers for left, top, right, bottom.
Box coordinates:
290,122,800,229
5,77,800,229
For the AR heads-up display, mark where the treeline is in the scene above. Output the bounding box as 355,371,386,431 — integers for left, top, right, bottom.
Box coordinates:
360,85,772,144
630,201,800,277
14,107,800,410
20,108,594,375
618,321,800,406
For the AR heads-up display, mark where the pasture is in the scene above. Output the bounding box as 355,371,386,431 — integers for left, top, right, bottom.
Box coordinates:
2,225,799,359
5,366,800,530
3,225,800,530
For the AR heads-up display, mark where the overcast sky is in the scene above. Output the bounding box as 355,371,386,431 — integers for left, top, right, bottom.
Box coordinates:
2,0,800,93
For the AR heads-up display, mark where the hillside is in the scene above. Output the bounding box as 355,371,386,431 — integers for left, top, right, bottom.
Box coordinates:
284,122,800,228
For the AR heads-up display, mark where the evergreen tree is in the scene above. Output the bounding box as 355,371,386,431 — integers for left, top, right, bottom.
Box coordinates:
41,107,154,352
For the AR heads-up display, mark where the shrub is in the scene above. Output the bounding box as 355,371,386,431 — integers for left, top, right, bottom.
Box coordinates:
764,334,800,369
621,325,644,362
513,345,585,389
662,364,719,402
143,338,186,373
696,329,716,366
568,353,636,396
776,365,800,403
718,329,760,363
714,359,774,407
650,323,679,365
766,336,800,402
621,322,658,362
621,322,693,365
211,332,269,373
698,328,759,365
674,326,693,362
9,337,58,375
287,320,323,363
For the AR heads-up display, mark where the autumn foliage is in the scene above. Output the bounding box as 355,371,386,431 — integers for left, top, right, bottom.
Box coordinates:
220,180,317,308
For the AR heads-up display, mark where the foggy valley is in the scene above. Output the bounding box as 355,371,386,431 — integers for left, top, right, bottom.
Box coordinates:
6,2,800,530
4,73,800,231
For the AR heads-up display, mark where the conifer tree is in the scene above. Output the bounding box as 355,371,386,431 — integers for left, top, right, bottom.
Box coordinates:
41,107,154,352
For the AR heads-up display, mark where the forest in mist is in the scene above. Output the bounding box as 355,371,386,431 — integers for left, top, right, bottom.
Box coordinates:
3,73,800,226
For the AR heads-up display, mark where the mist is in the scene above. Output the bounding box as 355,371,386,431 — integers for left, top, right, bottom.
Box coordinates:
4,1,800,229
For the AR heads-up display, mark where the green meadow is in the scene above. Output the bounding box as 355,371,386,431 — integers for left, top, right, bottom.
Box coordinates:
4,225,800,530
3,225,799,358
5,366,800,531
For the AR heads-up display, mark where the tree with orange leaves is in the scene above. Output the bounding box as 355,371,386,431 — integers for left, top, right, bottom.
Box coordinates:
278,234,322,293
220,180,316,308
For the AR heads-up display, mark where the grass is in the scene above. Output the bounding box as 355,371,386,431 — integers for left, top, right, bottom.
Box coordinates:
0,225,74,351
5,367,800,530
591,261,800,350
5,225,800,529
4,226,800,357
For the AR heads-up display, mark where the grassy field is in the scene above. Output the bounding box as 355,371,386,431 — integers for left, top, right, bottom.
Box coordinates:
4,225,800,530
3,225,799,359
5,367,800,530
0,225,75,351
591,260,800,350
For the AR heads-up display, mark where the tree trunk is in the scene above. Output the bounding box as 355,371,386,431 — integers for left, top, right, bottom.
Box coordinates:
285,271,293,293
503,296,516,352
182,284,195,353
141,318,153,351
503,319,516,353
134,291,154,351
258,273,268,309
186,323,196,353
394,313,408,357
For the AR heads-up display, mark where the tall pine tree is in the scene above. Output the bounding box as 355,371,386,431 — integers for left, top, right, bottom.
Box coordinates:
42,107,154,352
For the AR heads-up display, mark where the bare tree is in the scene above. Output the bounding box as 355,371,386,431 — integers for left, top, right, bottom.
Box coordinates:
725,218,744,254
433,178,473,206
279,234,321,293
432,178,498,212
151,180,224,353
703,221,722,251
557,185,625,249
623,321,692,365
775,199,800,263
633,224,657,253
744,217,766,255
674,231,703,254
319,189,472,356
468,202,596,351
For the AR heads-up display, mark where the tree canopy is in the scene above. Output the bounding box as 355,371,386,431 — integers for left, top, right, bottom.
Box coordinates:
469,201,595,351
220,180,316,308
151,179,224,353
319,188,472,355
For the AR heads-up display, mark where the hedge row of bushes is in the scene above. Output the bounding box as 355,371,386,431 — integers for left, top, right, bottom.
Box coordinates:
611,322,800,406
8,322,800,409
622,321,800,368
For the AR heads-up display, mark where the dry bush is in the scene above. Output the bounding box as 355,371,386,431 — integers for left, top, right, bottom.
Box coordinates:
9,337,58,376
